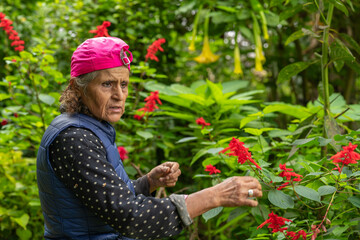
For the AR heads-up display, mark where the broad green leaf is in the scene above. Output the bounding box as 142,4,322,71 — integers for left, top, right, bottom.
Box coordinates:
191,148,208,166
268,190,294,209
0,93,11,101
210,12,237,24
318,186,337,196
330,41,355,62
284,30,304,46
244,128,263,136
160,111,194,121
176,137,198,144
277,61,318,84
170,84,195,94
12,213,29,229
136,131,153,140
324,115,342,152
292,137,316,146
207,148,223,155
350,171,360,177
262,169,283,183
39,94,55,105
207,80,223,103
332,226,349,236
263,104,312,119
240,115,260,129
202,207,223,222
179,94,206,106
306,172,324,176
328,0,349,16
222,80,248,94
345,0,354,12
348,196,360,208
16,228,32,240
294,186,321,202
279,5,302,21
216,5,237,12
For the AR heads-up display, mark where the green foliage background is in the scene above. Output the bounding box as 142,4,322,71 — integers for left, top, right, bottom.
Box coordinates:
1,0,360,239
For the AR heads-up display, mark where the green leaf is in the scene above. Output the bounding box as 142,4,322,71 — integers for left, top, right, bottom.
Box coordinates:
263,104,312,119
277,61,318,84
339,33,360,55
11,213,29,229
270,0,285,7
348,196,360,208
207,80,223,103
324,115,342,152
191,148,208,166
244,128,263,136
222,80,248,94
0,93,11,101
268,190,294,209
332,226,349,236
202,207,223,222
16,228,32,240
350,171,360,177
136,131,153,140
318,186,337,196
284,30,304,46
279,5,303,21
328,0,349,16
176,137,198,144
330,41,355,62
294,186,321,202
160,111,194,121
39,94,55,105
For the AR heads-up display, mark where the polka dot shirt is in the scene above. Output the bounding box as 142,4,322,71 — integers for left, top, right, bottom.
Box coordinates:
49,127,187,239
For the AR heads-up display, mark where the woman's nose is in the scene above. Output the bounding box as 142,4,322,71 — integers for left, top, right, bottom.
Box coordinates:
112,85,124,100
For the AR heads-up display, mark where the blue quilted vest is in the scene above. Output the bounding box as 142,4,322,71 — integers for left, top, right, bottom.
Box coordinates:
37,113,136,240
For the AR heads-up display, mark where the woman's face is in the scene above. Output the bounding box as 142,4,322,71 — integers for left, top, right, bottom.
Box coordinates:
81,67,129,123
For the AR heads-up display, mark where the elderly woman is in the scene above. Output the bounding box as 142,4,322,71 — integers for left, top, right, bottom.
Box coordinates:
36,37,262,240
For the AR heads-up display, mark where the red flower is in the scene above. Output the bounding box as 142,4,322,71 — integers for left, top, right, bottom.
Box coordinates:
0,12,25,52
11,59,16,62
279,163,303,181
134,114,144,121
257,212,292,233
1,119,8,126
89,21,111,37
330,142,360,167
196,117,211,129
14,113,18,118
117,146,128,161
219,137,261,170
286,230,307,240
145,38,166,62
205,164,221,175
134,91,162,119
277,181,290,190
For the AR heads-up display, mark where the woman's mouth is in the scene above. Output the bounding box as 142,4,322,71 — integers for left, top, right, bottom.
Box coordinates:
109,106,122,113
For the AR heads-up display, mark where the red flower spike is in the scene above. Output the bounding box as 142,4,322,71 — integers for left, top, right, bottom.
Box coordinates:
89,21,111,38
219,137,261,170
196,117,211,129
286,230,307,240
134,91,162,119
134,114,143,121
279,163,303,182
145,38,166,62
277,181,290,190
330,142,360,168
14,113,18,118
117,146,128,161
257,212,292,233
1,119,8,126
0,12,25,52
204,164,221,175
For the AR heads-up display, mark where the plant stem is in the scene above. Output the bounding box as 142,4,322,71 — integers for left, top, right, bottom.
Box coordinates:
321,3,334,120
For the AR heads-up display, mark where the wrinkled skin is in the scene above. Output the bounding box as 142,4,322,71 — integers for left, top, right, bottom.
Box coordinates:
147,162,181,193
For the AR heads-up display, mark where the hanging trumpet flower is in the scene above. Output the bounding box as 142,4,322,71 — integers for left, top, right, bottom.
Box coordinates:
194,12,220,64
188,5,203,52
250,0,269,41
234,31,243,76
251,13,266,72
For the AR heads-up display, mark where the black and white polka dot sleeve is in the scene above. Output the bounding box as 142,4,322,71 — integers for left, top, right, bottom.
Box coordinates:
48,127,187,239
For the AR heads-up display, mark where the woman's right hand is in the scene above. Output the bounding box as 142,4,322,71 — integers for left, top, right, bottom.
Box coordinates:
212,176,262,207
185,176,262,219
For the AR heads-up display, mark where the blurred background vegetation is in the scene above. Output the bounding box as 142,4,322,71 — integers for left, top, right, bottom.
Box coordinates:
1,0,360,239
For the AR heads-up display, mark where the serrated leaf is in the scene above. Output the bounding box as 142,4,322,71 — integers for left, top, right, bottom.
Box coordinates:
277,61,318,84
330,41,355,62
294,186,321,202
39,94,55,105
268,190,294,209
328,0,349,16
136,131,153,140
202,207,223,222
318,186,337,196
332,226,349,236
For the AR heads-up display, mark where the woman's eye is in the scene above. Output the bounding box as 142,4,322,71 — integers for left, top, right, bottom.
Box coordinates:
121,82,128,89
102,81,112,87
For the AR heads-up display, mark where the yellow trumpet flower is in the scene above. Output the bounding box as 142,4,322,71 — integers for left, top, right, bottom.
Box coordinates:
252,13,266,72
194,12,219,64
194,35,220,64
234,34,243,76
259,11,269,40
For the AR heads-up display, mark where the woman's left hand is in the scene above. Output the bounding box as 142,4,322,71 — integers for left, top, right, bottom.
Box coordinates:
147,162,181,193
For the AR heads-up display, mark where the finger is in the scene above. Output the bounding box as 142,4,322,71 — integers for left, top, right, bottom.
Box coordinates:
242,199,259,207
245,189,262,198
163,162,179,172
246,181,262,191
